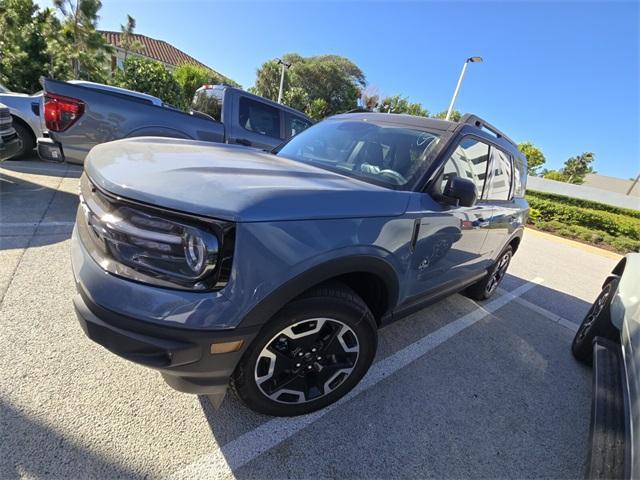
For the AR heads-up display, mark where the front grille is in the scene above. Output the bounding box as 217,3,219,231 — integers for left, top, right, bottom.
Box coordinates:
0,109,10,121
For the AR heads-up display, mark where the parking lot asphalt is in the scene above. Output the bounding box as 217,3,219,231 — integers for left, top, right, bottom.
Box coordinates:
0,158,622,479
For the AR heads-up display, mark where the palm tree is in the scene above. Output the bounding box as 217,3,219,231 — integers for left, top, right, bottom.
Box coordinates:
120,15,144,61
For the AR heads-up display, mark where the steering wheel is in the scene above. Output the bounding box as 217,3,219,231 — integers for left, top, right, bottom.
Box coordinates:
379,169,407,185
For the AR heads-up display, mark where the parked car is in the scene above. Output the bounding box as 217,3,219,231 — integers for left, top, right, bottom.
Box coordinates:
0,85,44,158
0,103,23,162
37,79,312,164
71,112,528,416
572,253,639,480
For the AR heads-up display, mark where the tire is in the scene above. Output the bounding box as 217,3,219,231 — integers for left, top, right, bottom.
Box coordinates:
231,283,378,416
571,277,620,364
11,120,35,159
465,246,513,301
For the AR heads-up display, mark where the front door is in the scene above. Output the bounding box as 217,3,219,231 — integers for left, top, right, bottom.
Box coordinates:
406,136,494,298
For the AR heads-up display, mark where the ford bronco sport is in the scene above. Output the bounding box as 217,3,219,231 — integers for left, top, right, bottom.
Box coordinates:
72,112,528,416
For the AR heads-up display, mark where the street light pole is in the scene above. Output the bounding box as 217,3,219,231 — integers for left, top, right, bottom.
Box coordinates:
445,56,483,121
276,58,291,104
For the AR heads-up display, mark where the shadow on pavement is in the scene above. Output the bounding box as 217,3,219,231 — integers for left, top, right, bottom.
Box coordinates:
196,273,592,478
0,399,140,478
0,172,78,249
500,273,592,324
2,158,83,178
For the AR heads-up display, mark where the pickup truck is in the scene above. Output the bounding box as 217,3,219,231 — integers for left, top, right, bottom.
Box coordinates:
37,79,313,164
0,103,23,161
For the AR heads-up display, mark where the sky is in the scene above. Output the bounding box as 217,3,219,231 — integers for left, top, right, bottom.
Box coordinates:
90,0,638,179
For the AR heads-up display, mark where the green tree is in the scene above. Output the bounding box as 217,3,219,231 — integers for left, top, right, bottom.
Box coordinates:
119,14,144,61
0,0,59,92
306,98,329,121
517,142,546,176
563,152,595,184
378,95,428,117
252,53,365,118
174,64,215,110
116,56,181,106
434,110,462,122
542,170,568,182
53,0,112,81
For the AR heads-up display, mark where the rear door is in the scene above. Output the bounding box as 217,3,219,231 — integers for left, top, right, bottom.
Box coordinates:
406,136,494,297
228,94,284,149
481,146,523,257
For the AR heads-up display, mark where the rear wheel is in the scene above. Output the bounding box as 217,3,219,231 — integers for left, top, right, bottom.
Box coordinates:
465,246,513,301
11,121,35,159
571,277,619,364
231,284,377,416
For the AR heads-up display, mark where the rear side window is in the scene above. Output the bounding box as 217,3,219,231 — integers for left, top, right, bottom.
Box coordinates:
239,97,281,138
192,89,224,122
438,137,490,198
486,148,513,201
285,113,312,138
512,156,527,197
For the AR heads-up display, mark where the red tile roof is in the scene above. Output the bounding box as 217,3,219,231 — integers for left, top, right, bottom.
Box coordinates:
100,30,224,77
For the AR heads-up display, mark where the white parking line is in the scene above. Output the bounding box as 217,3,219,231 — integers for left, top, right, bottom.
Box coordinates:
172,277,544,479
497,287,579,332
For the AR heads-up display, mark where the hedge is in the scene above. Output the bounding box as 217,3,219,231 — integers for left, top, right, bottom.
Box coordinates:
535,220,640,253
525,196,640,240
526,190,640,219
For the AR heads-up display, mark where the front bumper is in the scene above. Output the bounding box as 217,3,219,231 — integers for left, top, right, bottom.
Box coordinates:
73,291,258,395
0,135,22,161
71,223,259,396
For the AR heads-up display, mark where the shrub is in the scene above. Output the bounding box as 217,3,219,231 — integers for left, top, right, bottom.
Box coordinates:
525,196,640,240
534,220,640,254
115,57,182,108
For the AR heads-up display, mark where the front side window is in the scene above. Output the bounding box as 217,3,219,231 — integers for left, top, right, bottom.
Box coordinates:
239,97,281,138
285,113,312,138
437,137,490,198
276,120,440,188
486,148,513,201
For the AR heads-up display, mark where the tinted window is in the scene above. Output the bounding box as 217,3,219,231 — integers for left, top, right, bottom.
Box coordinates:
438,137,490,198
512,156,527,198
239,97,281,138
276,120,440,188
486,148,513,201
285,113,312,138
192,89,224,122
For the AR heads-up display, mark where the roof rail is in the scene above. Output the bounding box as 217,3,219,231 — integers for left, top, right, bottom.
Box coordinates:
460,114,517,147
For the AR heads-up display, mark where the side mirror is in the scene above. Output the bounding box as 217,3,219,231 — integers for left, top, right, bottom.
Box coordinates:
442,176,477,207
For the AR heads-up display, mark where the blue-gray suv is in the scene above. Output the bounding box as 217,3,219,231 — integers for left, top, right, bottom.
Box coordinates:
72,112,528,416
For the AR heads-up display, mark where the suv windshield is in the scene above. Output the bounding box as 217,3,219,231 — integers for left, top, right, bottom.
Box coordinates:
276,120,440,188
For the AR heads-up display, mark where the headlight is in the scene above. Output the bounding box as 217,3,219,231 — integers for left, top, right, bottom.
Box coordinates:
77,175,234,291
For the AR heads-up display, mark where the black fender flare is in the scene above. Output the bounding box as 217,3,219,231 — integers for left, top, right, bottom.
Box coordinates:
239,255,401,328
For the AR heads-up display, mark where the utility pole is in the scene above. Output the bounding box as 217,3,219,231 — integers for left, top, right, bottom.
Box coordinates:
276,58,292,104
445,57,483,121
627,173,640,196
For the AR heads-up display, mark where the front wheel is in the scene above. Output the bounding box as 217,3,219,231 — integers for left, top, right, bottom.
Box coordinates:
231,284,377,416
571,277,619,364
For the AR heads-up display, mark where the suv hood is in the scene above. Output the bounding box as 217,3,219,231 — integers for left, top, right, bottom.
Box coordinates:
85,137,410,222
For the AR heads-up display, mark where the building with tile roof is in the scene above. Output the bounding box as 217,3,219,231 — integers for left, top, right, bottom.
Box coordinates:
100,30,232,82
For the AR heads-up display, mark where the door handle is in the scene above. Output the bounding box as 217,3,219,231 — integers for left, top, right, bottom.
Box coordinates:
236,138,252,146
473,219,491,229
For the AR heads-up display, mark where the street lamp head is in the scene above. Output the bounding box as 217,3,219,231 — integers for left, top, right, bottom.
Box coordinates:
467,56,483,63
